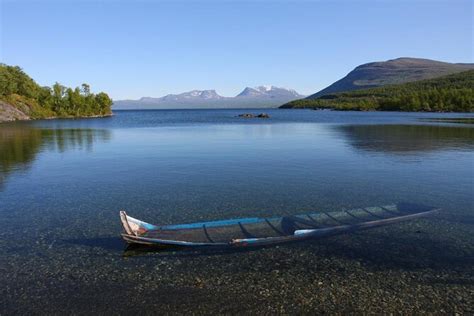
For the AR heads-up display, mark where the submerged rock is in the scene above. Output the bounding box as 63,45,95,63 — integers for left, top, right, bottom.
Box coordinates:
238,113,255,118
237,113,270,119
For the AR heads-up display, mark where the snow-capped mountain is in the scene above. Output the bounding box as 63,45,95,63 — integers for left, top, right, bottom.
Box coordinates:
140,90,224,103
237,86,303,99
114,86,305,109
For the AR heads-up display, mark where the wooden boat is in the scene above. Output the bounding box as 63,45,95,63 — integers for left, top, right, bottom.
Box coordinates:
120,203,438,249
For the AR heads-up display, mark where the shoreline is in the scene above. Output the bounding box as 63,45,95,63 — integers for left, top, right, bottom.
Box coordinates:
0,112,114,124
112,107,474,113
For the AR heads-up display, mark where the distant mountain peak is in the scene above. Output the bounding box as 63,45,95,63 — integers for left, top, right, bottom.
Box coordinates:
114,85,304,109
157,89,224,101
199,89,223,99
237,87,261,97
256,85,273,92
237,85,303,98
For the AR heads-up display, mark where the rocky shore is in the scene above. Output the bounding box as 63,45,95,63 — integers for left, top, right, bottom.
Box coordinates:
0,101,113,123
0,101,30,122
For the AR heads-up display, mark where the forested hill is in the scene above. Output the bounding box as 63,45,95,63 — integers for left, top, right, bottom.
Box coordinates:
307,58,474,99
281,70,474,112
0,64,112,122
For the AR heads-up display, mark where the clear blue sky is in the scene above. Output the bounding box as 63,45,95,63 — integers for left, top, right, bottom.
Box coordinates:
1,0,472,100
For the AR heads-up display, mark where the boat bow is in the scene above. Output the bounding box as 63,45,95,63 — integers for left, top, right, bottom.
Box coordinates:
120,211,158,236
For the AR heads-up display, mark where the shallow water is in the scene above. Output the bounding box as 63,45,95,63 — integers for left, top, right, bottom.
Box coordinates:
1,109,473,313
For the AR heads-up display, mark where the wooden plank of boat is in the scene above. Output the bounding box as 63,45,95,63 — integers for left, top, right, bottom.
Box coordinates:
119,203,439,249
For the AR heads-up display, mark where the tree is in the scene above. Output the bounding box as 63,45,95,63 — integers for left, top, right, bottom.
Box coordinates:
0,63,114,118
81,83,90,96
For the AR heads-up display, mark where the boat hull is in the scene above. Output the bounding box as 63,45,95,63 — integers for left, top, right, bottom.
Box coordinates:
120,203,439,249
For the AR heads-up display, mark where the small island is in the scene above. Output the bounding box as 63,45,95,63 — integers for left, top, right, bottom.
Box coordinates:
238,113,270,118
0,64,113,123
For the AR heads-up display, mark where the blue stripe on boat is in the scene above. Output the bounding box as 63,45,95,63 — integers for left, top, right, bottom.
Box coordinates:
143,222,158,230
162,217,264,230
160,212,334,230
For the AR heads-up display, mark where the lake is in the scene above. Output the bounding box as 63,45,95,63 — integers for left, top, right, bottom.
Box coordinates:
1,109,473,313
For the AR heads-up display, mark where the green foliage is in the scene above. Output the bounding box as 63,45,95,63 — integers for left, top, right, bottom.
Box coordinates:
282,70,474,112
0,63,112,119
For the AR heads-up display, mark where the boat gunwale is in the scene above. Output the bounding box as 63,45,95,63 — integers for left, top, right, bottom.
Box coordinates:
120,207,440,248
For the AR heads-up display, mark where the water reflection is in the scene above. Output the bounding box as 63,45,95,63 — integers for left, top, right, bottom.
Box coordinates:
336,125,474,154
0,126,111,188
40,128,112,153
0,127,43,186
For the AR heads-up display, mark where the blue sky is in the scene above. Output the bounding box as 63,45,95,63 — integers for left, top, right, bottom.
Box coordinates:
1,0,472,99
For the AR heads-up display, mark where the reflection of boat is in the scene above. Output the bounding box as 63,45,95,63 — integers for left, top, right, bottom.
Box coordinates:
120,203,438,249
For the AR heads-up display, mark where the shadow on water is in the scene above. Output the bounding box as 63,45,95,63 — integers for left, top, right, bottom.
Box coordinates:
123,244,261,258
61,235,266,257
117,223,472,274
0,125,111,189
335,124,474,154
119,223,474,275
62,237,125,251
315,230,474,272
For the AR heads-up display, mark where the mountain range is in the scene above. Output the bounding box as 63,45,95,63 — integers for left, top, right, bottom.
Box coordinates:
306,57,474,99
113,86,304,109
114,57,473,110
